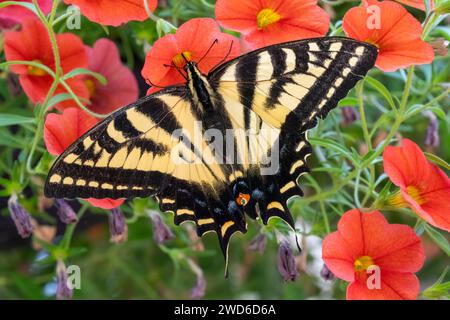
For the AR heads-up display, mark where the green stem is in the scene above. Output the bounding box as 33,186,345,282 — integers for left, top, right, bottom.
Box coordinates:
357,81,372,151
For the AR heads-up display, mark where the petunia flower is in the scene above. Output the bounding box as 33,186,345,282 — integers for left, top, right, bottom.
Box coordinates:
215,0,330,50
395,0,434,11
322,209,425,300
141,18,240,93
383,139,450,232
85,39,138,115
0,0,52,28
343,0,434,72
4,19,89,109
44,108,125,209
62,0,157,26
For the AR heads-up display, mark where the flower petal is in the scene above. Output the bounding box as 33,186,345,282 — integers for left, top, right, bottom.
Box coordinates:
44,108,98,156
322,232,356,282
347,272,420,300
87,198,125,209
63,0,157,26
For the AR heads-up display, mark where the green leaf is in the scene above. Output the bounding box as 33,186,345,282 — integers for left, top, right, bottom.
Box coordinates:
425,152,450,170
62,68,107,85
365,76,397,111
424,224,450,256
0,114,35,127
45,93,74,110
338,97,358,107
309,137,359,164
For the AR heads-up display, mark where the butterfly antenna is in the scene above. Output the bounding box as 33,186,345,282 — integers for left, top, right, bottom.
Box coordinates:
145,78,166,89
163,63,188,81
212,40,234,70
197,39,219,65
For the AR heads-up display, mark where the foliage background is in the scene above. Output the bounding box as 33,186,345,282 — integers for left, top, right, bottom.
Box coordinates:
0,0,449,299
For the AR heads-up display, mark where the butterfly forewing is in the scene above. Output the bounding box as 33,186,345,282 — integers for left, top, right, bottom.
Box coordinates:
45,37,378,264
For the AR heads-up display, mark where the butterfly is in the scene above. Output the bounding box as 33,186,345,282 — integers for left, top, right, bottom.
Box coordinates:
45,37,378,266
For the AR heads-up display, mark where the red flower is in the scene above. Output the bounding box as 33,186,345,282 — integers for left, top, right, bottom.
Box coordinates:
0,0,52,28
215,0,330,50
44,108,125,209
4,19,89,109
322,209,425,300
85,39,138,115
343,0,434,72
62,0,157,26
141,18,240,93
395,0,434,11
384,139,450,232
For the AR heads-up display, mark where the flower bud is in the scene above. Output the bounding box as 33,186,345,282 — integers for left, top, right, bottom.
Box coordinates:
148,210,175,245
56,260,73,300
341,106,359,125
109,208,128,244
424,111,440,148
55,199,78,224
187,258,206,299
430,38,449,57
8,193,34,238
320,264,335,281
248,233,267,254
277,241,298,282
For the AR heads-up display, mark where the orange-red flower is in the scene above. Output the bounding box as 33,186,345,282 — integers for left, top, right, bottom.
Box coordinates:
44,108,124,209
383,139,450,232
141,18,240,94
63,0,157,26
85,39,138,115
396,0,434,11
343,0,434,72
322,209,425,300
0,0,51,28
4,19,89,109
215,0,330,50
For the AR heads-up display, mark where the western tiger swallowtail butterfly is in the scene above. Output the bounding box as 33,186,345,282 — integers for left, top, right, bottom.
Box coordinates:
45,37,378,266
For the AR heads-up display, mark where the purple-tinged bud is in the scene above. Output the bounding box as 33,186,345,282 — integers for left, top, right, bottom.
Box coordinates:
424,111,440,148
55,199,78,224
341,106,359,126
187,258,206,299
320,264,335,281
148,210,175,245
277,241,298,282
7,73,22,97
109,208,128,244
8,193,34,238
430,38,449,57
248,233,267,254
56,260,73,300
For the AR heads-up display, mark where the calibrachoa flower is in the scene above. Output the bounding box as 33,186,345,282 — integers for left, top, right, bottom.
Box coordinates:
4,19,89,109
0,0,52,28
215,0,330,50
44,108,125,209
396,0,434,11
85,39,139,115
56,260,73,300
323,209,425,300
55,199,78,224
343,0,434,72
63,0,157,26
141,18,240,93
383,139,450,232
148,210,175,245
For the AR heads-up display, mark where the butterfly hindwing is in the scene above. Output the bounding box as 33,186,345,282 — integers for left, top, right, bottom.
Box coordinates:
45,37,378,266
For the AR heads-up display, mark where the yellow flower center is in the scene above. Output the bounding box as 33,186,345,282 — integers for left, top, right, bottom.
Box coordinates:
257,8,281,30
406,186,426,205
364,37,380,48
172,51,193,68
27,60,46,76
388,186,426,208
354,256,374,272
84,78,97,98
